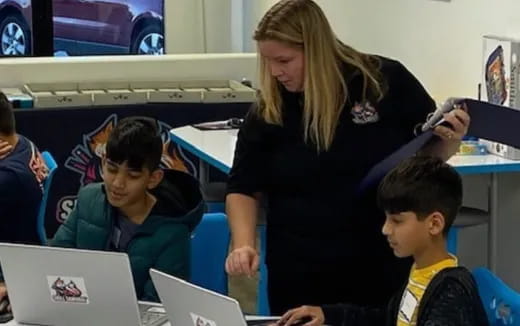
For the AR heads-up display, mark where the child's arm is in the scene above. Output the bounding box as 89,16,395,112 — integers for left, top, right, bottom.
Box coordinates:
141,227,190,302
278,302,389,326
50,184,99,248
320,303,387,326
418,278,488,326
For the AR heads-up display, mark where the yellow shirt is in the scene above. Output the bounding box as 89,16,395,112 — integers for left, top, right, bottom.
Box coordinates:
397,255,458,326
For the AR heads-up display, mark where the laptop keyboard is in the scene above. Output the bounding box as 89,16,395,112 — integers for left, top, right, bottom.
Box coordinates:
139,304,168,326
141,310,167,326
246,320,278,326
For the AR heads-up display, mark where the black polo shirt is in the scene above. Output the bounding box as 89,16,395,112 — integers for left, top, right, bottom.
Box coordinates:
227,57,436,297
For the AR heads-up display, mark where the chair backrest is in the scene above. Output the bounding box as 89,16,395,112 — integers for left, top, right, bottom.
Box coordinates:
473,267,520,326
447,227,458,255
38,151,58,245
190,213,230,295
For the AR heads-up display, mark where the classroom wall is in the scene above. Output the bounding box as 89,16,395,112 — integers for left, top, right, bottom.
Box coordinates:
316,0,520,101
242,0,278,53
203,0,234,53
245,0,520,101
165,0,235,54
165,0,204,53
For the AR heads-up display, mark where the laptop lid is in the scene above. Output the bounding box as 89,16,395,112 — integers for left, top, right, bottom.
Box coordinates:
150,269,279,326
0,243,142,326
150,268,252,326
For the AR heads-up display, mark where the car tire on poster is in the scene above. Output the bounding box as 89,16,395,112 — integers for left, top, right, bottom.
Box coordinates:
130,23,164,55
0,13,31,56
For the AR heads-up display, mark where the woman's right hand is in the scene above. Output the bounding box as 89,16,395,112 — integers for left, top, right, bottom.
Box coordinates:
225,245,260,277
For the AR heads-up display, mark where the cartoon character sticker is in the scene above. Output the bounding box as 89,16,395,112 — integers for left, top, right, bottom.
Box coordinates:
47,276,89,304
485,45,508,105
351,101,379,124
190,312,217,326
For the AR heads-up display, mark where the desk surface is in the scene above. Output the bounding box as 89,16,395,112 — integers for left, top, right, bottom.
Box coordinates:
170,126,520,175
170,126,237,174
3,315,278,326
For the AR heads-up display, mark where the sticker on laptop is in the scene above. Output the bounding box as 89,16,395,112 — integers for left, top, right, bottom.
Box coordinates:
47,276,89,304
190,312,217,326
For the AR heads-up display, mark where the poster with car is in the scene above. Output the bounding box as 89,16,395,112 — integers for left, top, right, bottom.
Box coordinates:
0,0,165,56
0,0,32,56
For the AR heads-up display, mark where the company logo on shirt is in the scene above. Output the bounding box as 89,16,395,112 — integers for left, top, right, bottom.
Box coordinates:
351,101,379,124
55,114,196,223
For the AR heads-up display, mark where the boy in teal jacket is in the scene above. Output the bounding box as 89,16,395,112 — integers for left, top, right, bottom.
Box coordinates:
51,116,203,301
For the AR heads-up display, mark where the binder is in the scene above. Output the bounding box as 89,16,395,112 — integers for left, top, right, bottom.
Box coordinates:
358,99,520,192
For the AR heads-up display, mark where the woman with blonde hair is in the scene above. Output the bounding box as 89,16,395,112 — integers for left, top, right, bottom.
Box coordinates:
225,0,469,317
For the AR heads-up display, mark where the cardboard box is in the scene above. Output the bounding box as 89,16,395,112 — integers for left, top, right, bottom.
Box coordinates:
131,81,202,103
199,80,256,103
79,82,147,106
24,79,256,108
481,36,520,159
131,80,256,104
1,87,33,108
24,83,92,108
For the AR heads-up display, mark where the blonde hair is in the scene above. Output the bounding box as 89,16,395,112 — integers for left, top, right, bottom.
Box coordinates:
254,0,384,152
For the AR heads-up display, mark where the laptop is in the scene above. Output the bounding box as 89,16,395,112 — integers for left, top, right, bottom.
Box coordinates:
150,268,279,326
0,243,167,326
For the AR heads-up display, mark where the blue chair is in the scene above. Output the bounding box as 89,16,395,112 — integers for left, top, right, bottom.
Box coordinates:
190,213,230,295
257,224,270,315
473,267,520,325
447,227,458,254
206,202,225,214
38,151,58,245
202,182,226,213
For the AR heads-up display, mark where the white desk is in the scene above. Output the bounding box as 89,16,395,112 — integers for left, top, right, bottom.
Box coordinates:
170,126,520,274
170,126,520,175
170,127,236,184
2,314,277,325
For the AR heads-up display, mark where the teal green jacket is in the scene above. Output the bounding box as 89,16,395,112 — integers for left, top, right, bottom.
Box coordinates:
50,169,204,302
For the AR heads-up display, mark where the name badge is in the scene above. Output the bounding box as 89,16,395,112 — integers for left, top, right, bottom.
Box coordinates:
399,289,419,322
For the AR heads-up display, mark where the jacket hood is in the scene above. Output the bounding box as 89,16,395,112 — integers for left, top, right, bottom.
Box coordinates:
147,169,204,231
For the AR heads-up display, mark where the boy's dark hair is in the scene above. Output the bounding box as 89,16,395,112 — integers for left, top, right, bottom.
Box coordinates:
377,156,462,236
0,92,15,135
106,116,162,171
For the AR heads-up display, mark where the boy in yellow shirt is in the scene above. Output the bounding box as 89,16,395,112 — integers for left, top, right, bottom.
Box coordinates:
278,156,488,326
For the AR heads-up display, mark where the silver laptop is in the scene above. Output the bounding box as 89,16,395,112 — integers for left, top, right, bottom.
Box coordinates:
0,243,167,326
150,268,279,326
